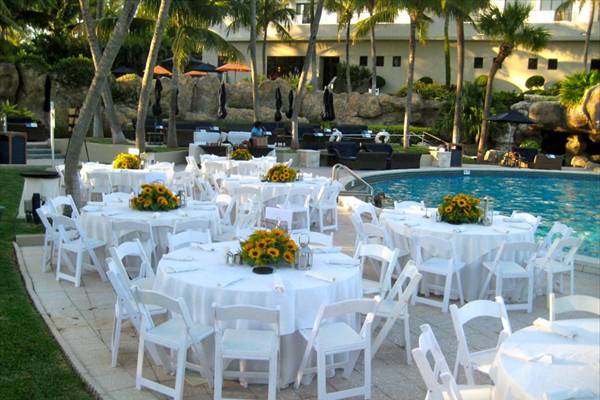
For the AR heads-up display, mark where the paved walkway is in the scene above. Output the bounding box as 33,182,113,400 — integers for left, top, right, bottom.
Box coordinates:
15,209,600,400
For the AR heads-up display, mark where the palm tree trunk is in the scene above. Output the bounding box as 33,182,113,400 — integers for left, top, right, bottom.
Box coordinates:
92,107,103,138
291,0,325,149
369,8,377,93
583,0,595,71
262,28,268,76
443,13,451,88
135,0,172,153
451,15,464,145
310,0,318,89
80,0,127,144
477,58,502,162
167,65,179,148
402,15,416,149
250,0,259,122
345,21,352,94
65,0,140,205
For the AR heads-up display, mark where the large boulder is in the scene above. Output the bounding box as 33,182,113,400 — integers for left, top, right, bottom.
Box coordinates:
191,75,220,118
300,91,323,122
582,84,600,136
565,134,587,156
528,101,564,128
357,94,382,118
379,94,406,114
114,105,138,130
0,63,19,101
227,81,253,109
566,106,588,130
257,78,291,109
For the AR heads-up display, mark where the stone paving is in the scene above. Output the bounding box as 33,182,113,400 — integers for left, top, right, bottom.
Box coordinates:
15,208,600,400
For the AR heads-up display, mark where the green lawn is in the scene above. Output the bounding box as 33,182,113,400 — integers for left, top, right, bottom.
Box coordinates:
0,167,92,399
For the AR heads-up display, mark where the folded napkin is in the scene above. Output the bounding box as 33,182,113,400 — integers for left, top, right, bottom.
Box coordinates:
311,246,342,254
165,265,201,274
510,223,532,230
273,273,285,293
305,271,336,283
163,254,194,262
190,242,215,251
533,318,577,339
543,389,598,400
325,258,360,267
216,276,244,288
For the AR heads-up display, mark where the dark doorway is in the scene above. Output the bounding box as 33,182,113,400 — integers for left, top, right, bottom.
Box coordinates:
321,57,340,89
267,56,304,79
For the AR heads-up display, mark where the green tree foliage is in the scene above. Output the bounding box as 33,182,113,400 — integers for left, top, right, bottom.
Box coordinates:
52,55,95,88
559,70,600,108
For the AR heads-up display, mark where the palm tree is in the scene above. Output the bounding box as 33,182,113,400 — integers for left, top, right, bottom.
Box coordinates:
65,0,141,204
291,0,326,148
325,0,355,93
258,0,296,76
134,0,172,152
556,0,598,71
79,0,128,144
444,0,489,145
353,0,380,93
476,3,550,162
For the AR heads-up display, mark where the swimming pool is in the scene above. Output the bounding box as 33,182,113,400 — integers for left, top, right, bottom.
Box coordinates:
366,170,600,258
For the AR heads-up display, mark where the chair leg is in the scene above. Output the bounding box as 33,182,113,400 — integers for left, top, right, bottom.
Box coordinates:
570,269,575,295
479,270,494,299
55,242,63,281
527,275,534,313
174,346,187,400
404,316,412,365
136,336,145,390
364,346,372,399
111,314,122,368
317,350,327,399
547,272,553,309
213,352,223,400
42,235,50,272
74,250,83,288
295,342,313,389
456,271,465,306
495,275,503,300
267,354,278,400
442,273,453,313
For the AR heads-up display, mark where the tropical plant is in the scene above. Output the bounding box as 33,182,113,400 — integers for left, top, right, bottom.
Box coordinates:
525,75,545,89
283,74,314,92
325,0,357,93
475,3,550,162
556,0,598,71
333,62,371,91
257,0,296,76
418,76,433,84
240,228,298,266
474,75,488,87
52,56,95,88
0,101,34,118
396,81,451,100
559,70,600,108
65,0,141,205
519,139,540,150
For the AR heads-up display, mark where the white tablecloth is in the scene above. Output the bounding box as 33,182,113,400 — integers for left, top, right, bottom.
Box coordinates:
80,163,170,191
153,241,362,384
381,209,535,300
491,318,600,400
79,203,221,248
18,176,60,218
201,156,276,177
220,176,332,204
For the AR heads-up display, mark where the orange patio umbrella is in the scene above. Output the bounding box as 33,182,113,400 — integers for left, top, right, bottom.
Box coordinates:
184,70,208,77
153,65,172,76
216,63,251,72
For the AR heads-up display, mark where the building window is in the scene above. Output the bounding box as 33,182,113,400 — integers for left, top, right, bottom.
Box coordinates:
392,56,401,67
528,58,538,70
591,59,600,71
295,3,312,24
359,56,368,66
376,56,384,67
548,58,558,70
474,57,483,69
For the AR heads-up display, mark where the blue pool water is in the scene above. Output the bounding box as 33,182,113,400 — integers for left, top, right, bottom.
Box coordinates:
368,172,600,258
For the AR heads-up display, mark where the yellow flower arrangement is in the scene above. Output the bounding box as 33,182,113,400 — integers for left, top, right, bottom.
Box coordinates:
265,164,297,183
230,147,252,161
240,228,297,266
131,183,180,211
438,193,481,224
113,153,141,169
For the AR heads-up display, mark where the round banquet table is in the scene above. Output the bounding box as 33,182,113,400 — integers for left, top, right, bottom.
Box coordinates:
79,163,171,191
153,241,362,385
220,176,333,204
380,209,535,301
490,318,600,400
79,202,221,250
200,156,276,176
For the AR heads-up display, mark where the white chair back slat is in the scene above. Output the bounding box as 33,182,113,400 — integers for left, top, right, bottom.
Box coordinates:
109,239,155,281
168,229,212,252
50,195,80,219
412,324,453,400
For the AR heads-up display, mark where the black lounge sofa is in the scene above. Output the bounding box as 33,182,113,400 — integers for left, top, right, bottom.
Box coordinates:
390,152,421,169
328,142,388,170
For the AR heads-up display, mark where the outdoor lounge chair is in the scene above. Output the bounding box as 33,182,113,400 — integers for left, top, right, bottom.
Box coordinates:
531,154,563,170
390,153,421,169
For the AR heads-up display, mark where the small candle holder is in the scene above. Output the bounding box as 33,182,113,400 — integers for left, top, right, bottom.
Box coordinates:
481,196,494,226
295,233,313,270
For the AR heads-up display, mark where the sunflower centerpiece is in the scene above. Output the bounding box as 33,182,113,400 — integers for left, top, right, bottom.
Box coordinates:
240,228,298,266
264,164,297,183
131,183,180,211
113,153,141,169
437,193,482,224
230,147,252,161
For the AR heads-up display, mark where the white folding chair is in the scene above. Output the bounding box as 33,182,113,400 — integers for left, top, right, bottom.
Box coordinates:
215,194,236,226
412,324,493,400
132,287,213,400
53,214,107,287
479,241,538,313
167,229,212,252
106,258,166,367
234,162,260,177
440,372,492,400
185,156,202,177
109,239,155,285
549,293,600,321
413,236,465,313
194,177,217,202
350,211,390,248
291,231,334,247
510,211,542,234
212,304,280,400
148,162,175,183
450,297,512,385
354,202,379,224
173,216,212,234
312,183,341,232
87,171,114,201
103,192,132,205
36,205,61,272
371,261,422,363
295,298,378,400
55,164,66,192
49,194,80,219
354,243,402,298
393,200,424,211
535,236,582,303
538,222,574,255
111,220,157,271
264,206,295,232
170,171,195,197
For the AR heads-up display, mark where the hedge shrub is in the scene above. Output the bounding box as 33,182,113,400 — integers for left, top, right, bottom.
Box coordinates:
396,81,451,100
418,76,433,84
112,73,141,104
53,55,95,88
525,75,545,89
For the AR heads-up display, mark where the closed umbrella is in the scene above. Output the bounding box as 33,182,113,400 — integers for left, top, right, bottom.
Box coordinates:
327,89,335,121
274,87,282,122
152,79,162,117
321,88,331,121
43,75,51,112
153,65,172,77
216,63,251,72
184,70,208,77
286,90,294,119
218,82,227,119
